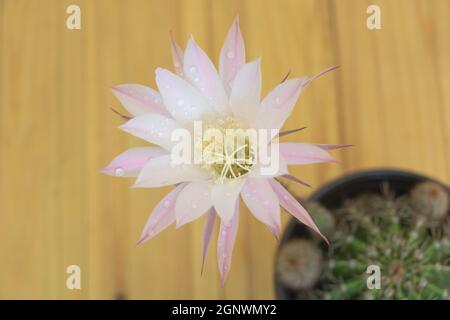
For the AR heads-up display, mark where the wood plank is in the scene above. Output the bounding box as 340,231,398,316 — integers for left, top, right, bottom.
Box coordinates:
0,0,448,299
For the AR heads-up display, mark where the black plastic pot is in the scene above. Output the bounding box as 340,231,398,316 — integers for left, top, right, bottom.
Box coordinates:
274,168,450,300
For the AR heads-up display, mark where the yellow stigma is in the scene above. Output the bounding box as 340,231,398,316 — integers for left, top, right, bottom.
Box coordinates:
198,117,255,183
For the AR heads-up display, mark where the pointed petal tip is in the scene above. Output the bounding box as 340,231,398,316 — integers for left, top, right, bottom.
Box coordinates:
154,67,166,76
175,218,186,229
200,264,205,277
136,234,147,246
220,272,228,287
269,226,281,243
100,167,112,175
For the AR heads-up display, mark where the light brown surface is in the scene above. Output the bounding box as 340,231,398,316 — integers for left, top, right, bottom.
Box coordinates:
0,0,449,299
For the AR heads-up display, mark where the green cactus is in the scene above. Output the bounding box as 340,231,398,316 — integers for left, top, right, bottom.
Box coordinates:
314,182,450,300
277,181,450,299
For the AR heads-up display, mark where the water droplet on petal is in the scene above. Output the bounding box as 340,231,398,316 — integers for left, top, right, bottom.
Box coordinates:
177,99,185,106
115,167,125,176
174,62,180,68
189,66,197,73
275,97,281,105
227,51,234,59
163,200,171,208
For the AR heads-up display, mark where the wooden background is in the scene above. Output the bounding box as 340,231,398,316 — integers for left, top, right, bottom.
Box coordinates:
0,0,449,299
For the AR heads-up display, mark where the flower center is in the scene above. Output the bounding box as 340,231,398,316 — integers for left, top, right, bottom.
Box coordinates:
198,117,255,183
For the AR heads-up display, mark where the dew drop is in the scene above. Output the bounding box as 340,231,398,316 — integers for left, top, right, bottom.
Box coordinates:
189,66,197,73
177,99,185,106
115,167,125,176
174,62,180,68
275,97,281,105
227,51,234,59
163,200,171,208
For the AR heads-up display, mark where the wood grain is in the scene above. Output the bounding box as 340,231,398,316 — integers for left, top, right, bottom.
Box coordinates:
0,0,449,299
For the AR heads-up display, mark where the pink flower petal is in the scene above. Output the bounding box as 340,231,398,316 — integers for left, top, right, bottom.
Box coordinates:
183,37,228,115
102,147,168,177
219,15,246,94
201,208,217,274
241,178,281,239
119,113,182,151
276,126,307,138
280,174,312,188
111,84,169,117
169,32,184,77
134,155,210,188
230,59,261,124
304,66,339,87
316,144,353,151
269,178,328,244
175,181,213,227
137,183,187,245
279,142,337,165
155,68,214,124
255,77,309,130
211,178,246,223
217,200,239,285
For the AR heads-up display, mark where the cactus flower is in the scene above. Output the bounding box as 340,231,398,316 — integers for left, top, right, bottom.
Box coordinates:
102,16,345,284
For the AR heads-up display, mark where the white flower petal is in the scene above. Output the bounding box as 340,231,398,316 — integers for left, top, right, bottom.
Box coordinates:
119,113,181,151
217,202,239,285
155,68,214,124
201,208,217,274
102,147,168,177
175,181,213,227
211,178,246,223
111,84,169,117
136,183,187,245
230,59,261,124
134,155,210,188
241,178,281,238
219,15,246,94
280,142,337,165
254,77,309,130
183,37,228,115
250,145,289,178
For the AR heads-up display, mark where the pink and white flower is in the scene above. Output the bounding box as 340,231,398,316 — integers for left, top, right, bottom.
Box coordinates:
103,16,347,284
